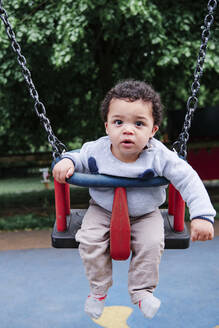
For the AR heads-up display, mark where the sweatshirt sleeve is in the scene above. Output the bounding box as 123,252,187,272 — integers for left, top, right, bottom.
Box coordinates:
154,147,216,223
61,141,92,173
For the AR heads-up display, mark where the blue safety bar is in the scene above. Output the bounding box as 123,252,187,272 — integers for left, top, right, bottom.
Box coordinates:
52,150,169,188
66,172,169,188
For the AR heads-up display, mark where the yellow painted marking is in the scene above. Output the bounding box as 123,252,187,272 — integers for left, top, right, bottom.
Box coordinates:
92,306,133,328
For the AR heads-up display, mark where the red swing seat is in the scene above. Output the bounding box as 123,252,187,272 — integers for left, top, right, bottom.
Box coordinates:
52,179,189,259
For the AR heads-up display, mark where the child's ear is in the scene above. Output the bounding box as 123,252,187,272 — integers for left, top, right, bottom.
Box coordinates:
152,125,159,136
105,122,108,134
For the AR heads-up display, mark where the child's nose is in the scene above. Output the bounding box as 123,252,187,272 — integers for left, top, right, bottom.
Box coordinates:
123,124,134,134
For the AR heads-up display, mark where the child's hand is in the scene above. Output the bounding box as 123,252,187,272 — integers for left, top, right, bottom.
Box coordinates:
52,158,75,184
190,219,214,242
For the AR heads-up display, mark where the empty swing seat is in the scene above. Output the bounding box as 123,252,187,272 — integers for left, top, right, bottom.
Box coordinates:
51,172,190,253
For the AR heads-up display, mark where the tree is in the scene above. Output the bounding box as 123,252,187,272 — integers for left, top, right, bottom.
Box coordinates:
0,0,218,154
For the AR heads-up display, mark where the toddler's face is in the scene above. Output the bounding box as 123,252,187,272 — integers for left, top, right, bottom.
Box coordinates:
105,98,158,162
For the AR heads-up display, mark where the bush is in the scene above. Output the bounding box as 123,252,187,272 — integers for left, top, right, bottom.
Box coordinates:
0,214,54,231
0,187,90,230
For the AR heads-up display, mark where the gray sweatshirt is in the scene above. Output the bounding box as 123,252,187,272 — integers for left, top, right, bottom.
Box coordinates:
63,136,215,222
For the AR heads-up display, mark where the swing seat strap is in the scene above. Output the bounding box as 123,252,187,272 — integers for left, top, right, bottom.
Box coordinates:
110,187,131,260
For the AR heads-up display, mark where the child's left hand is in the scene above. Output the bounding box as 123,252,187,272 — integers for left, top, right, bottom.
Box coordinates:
190,219,214,242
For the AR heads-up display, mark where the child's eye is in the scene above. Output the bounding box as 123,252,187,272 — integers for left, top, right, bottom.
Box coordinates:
114,120,123,126
136,121,144,127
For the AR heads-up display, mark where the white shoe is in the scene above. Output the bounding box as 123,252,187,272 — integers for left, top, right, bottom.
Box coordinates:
139,293,161,319
84,294,107,319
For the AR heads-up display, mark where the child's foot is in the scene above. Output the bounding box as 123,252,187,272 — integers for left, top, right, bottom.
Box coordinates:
84,294,107,319
139,293,161,319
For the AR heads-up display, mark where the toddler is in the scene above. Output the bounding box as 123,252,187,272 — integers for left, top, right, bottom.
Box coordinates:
53,80,215,319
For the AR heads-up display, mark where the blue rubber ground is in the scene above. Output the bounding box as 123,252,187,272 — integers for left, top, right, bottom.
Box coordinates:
0,238,219,328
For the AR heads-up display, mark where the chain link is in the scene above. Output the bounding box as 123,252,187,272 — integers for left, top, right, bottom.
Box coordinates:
173,0,218,158
0,3,67,159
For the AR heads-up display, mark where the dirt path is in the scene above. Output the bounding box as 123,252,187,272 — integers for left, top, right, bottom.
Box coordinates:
0,229,52,251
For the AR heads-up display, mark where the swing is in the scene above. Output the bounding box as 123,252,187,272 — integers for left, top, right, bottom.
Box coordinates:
0,0,217,259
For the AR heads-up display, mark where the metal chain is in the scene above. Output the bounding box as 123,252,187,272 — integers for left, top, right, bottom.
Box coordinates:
173,0,218,158
0,3,67,159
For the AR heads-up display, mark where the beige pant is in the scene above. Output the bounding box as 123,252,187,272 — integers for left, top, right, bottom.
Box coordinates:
75,199,164,304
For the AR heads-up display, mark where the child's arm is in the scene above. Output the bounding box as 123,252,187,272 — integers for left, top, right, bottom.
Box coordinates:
190,218,214,242
154,146,216,230
52,158,75,184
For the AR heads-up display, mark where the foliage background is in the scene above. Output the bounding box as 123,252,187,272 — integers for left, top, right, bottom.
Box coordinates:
0,0,218,154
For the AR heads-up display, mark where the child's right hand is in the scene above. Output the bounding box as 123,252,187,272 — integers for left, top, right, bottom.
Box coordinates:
52,158,75,184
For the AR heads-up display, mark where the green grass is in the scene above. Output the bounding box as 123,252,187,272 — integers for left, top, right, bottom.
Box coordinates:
0,176,54,194
0,176,90,231
0,188,89,210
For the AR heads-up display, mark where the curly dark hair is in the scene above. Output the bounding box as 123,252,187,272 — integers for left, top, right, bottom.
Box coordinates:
100,80,163,126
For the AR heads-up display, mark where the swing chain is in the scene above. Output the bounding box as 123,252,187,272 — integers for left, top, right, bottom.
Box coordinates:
0,3,67,159
172,0,217,159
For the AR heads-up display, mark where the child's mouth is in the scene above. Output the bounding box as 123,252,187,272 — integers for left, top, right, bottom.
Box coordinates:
122,139,133,144
121,140,134,146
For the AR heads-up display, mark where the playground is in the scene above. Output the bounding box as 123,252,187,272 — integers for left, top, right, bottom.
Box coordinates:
1,161,219,327
0,228,219,328
0,1,218,327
